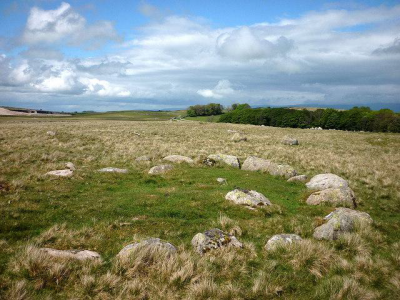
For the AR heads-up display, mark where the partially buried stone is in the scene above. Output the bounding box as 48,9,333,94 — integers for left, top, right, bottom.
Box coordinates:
98,167,128,174
148,164,173,175
46,169,73,177
117,238,177,258
225,189,271,208
265,234,302,250
191,228,243,254
40,248,101,261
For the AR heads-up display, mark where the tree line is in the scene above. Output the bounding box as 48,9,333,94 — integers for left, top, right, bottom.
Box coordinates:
218,105,400,133
186,103,223,117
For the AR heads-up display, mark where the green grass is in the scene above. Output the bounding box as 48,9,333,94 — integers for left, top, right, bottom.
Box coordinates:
185,115,221,122
73,110,185,121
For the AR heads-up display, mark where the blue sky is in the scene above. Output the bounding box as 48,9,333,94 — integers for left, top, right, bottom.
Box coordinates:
0,0,399,111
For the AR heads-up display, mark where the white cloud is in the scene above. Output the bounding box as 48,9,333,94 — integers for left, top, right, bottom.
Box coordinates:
33,69,78,92
197,80,235,99
79,78,131,97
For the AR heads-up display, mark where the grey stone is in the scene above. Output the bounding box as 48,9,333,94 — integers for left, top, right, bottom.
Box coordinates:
98,167,128,174
40,248,101,261
225,189,271,207
231,133,247,142
191,228,243,254
242,156,297,179
282,136,299,145
287,175,308,182
163,155,194,164
217,178,227,184
207,154,240,168
148,164,173,175
306,187,356,207
47,131,56,136
46,169,73,177
118,238,177,258
265,234,302,250
324,207,372,226
66,162,75,171
306,173,349,191
135,155,151,162
313,214,354,240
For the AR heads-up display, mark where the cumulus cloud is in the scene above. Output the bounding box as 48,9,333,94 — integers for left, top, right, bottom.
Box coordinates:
79,78,131,97
197,80,235,99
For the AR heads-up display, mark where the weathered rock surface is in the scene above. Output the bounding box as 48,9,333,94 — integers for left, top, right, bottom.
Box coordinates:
207,154,240,168
148,164,173,175
242,156,297,179
313,213,354,240
47,131,56,136
163,155,194,164
135,155,151,162
282,136,299,145
306,173,349,191
265,234,302,250
287,175,308,183
40,248,101,261
324,207,372,226
217,178,227,184
191,228,243,254
117,238,177,257
225,189,271,207
98,167,128,174
227,130,238,133
231,133,247,142
66,162,75,171
306,187,356,207
46,169,73,177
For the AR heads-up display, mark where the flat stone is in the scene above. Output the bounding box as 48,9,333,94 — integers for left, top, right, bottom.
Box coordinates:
225,189,271,207
40,248,101,261
98,167,128,174
282,136,299,145
135,155,151,162
287,175,308,182
163,155,194,164
148,164,173,175
265,234,302,250
231,133,247,142
324,207,372,226
306,187,356,207
306,174,349,191
117,238,177,258
242,156,297,179
47,131,56,136
191,228,243,254
207,154,240,168
217,178,227,184
46,169,73,177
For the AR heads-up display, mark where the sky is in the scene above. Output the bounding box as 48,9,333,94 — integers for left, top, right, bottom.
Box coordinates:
0,0,399,112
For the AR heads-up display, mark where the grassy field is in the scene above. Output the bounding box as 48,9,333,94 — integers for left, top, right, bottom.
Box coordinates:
0,115,399,299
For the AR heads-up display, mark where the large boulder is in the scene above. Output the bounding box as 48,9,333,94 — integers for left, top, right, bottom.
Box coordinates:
287,175,308,183
231,133,247,142
207,154,240,168
191,228,243,254
163,155,194,164
98,167,128,174
313,214,354,240
242,156,297,179
225,189,271,208
265,234,302,250
282,136,299,145
117,238,177,258
39,248,101,261
148,164,173,175
324,207,372,227
306,174,349,191
46,169,73,177
306,187,356,207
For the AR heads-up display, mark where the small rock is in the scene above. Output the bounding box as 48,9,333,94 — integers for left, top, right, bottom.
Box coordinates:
191,228,243,254
117,238,177,258
135,155,151,162
287,175,308,182
225,189,271,207
282,136,299,145
231,133,247,142
98,167,128,174
66,162,75,171
148,164,173,175
306,187,356,207
306,174,349,191
313,213,354,240
265,234,302,250
207,154,240,168
227,130,238,133
40,248,101,261
47,131,56,136
163,155,194,164
217,178,227,184
46,169,73,177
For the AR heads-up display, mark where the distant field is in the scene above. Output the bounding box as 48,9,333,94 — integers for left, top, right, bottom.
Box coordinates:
0,116,399,299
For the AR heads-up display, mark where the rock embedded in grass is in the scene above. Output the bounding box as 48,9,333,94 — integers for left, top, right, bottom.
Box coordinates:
231,132,247,142
265,234,302,250
306,186,357,207
46,169,73,177
47,131,56,136
163,155,194,164
135,155,151,162
306,173,349,191
217,178,227,184
242,156,297,179
324,207,373,226
98,167,128,174
287,175,308,182
148,164,173,175
66,162,75,171
282,136,299,145
40,248,101,261
191,228,243,254
207,154,240,168
117,238,177,258
225,189,271,208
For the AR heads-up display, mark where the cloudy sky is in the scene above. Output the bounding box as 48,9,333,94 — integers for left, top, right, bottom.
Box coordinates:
0,0,399,112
